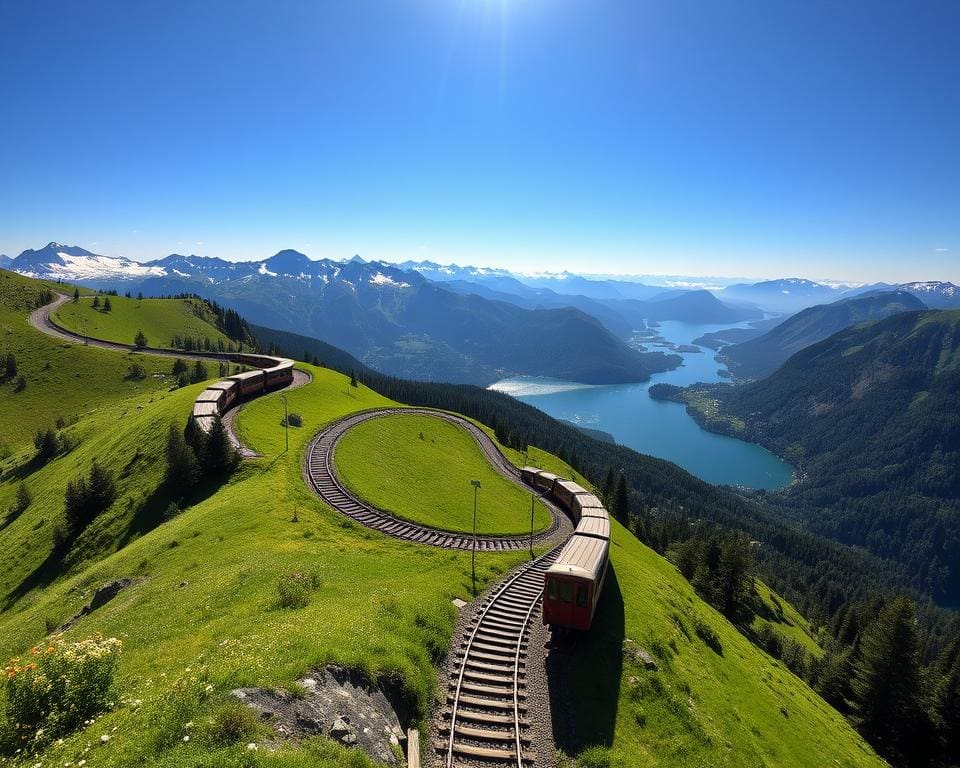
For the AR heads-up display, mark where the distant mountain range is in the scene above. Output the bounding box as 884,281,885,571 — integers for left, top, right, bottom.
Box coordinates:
0,255,11,269
5,242,960,383
653,308,960,604
4,243,678,385
719,290,928,380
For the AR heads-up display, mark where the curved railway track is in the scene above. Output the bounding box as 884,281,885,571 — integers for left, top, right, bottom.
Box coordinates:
304,408,572,551
439,547,560,767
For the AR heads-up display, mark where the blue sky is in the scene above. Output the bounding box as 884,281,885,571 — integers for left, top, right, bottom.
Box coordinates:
1,1,957,282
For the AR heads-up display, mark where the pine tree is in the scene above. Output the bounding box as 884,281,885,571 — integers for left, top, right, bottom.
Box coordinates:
613,474,630,527
103,296,112,312
34,427,60,460
165,423,199,490
92,295,100,309
936,652,960,760
171,359,188,376
350,370,358,387
86,460,117,513
4,352,16,379
73,287,80,302
851,596,926,761
134,329,148,348
600,467,615,506
190,360,209,383
717,533,754,619
203,415,236,472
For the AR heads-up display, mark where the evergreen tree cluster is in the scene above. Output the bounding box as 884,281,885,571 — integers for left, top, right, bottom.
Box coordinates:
676,531,756,621
165,416,239,498
64,460,116,535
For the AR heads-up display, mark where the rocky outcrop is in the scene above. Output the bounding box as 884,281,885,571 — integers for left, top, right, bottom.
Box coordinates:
233,665,406,765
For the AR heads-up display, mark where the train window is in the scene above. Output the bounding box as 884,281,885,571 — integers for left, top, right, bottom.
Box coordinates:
576,585,587,607
559,582,574,603
547,580,557,600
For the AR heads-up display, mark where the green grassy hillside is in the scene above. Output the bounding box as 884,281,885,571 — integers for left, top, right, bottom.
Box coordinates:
0,272,882,767
559,522,881,767
0,270,173,453
54,293,234,350
334,413,553,535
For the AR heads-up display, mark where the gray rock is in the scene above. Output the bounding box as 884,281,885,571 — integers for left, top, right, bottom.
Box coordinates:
233,665,405,765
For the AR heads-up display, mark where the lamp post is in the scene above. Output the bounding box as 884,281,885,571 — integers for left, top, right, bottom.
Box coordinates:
530,491,536,558
280,393,289,454
471,480,481,591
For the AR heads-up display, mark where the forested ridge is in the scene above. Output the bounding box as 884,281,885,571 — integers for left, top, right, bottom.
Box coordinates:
657,309,960,607
255,319,960,765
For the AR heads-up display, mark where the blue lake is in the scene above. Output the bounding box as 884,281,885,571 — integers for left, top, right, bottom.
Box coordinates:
490,320,793,490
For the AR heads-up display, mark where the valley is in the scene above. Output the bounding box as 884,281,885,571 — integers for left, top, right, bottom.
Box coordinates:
491,320,794,489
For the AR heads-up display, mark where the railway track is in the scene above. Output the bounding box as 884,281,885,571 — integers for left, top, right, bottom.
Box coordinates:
304,408,571,551
438,546,561,767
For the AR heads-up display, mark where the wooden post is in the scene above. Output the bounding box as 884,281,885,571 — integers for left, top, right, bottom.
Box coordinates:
406,728,420,768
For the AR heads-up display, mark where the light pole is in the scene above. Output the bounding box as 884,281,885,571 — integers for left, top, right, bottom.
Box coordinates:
471,480,481,591
280,393,289,454
529,491,536,558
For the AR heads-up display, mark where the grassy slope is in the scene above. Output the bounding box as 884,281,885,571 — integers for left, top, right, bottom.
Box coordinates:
334,413,553,535
0,367,536,767
0,278,880,767
54,293,233,350
0,270,173,452
561,524,881,767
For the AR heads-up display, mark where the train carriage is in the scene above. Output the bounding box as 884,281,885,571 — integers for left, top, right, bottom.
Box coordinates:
263,361,295,390
192,401,220,419
206,380,239,410
228,369,266,397
571,492,605,519
543,531,610,631
552,479,589,510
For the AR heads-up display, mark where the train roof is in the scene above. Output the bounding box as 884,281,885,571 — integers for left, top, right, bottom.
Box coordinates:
580,508,609,520
195,389,225,403
575,515,611,541
192,402,220,417
228,369,265,382
264,361,294,374
547,533,609,581
536,471,560,483
205,381,236,392
555,479,589,496
575,493,604,509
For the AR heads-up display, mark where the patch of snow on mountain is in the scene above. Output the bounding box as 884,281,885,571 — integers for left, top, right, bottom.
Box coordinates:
369,272,410,288
258,263,277,277
42,252,166,281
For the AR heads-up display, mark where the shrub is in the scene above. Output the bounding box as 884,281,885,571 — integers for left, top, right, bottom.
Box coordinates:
206,702,258,746
2,634,121,751
127,363,147,380
276,570,321,609
282,412,303,428
12,375,26,392
577,746,614,768
33,427,60,461
694,617,723,655
7,483,31,518
171,358,188,376
134,329,148,348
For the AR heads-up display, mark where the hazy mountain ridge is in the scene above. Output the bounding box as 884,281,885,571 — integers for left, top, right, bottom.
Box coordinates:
720,290,928,380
